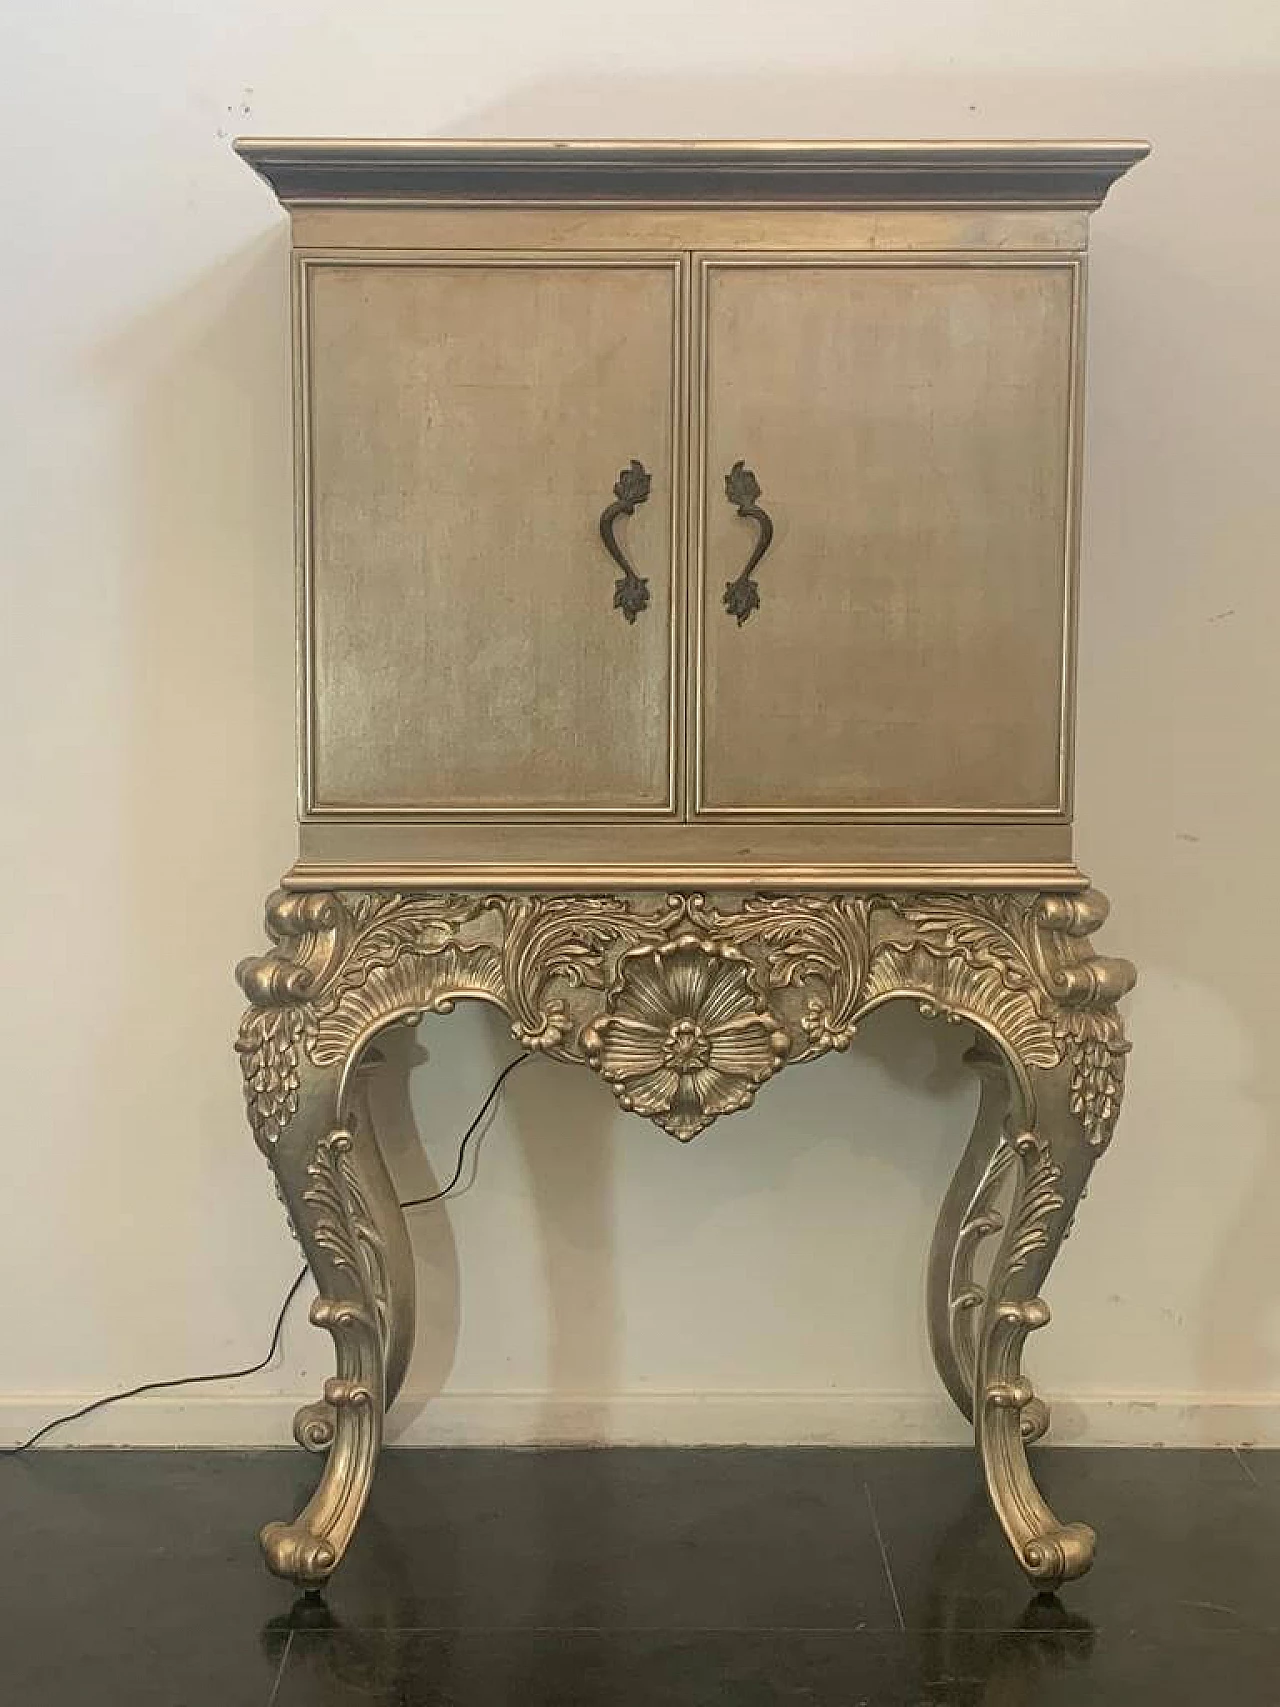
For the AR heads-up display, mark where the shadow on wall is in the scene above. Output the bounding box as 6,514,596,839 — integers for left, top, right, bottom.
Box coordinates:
374,1003,625,1445
361,1024,463,1437
372,992,978,1437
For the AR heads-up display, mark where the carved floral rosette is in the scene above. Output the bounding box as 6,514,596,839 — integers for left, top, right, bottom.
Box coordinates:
582,935,790,1139
236,888,1133,1149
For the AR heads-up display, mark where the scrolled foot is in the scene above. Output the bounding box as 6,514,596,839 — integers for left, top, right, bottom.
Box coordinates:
1022,1522,1097,1588
1020,1396,1051,1444
974,1066,1124,1590
261,1520,339,1587
293,1400,337,1454
234,1003,394,1589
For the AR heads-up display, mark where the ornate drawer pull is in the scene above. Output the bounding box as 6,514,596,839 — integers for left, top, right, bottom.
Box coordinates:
598,460,652,623
722,460,774,625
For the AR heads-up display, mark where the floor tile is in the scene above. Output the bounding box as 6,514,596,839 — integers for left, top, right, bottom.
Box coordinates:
2,1447,312,1703
322,1447,900,1631
11,1622,283,1707
865,1446,1277,1635
274,1623,1280,1707
8,1445,1279,1704
4,1450,313,1628
1237,1448,1280,1495
273,1628,935,1707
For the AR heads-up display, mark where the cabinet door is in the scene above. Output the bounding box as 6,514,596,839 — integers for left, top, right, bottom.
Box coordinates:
693,257,1078,818
303,255,684,815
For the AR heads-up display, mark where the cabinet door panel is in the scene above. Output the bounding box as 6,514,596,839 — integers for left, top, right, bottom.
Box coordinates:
304,256,682,814
695,258,1076,817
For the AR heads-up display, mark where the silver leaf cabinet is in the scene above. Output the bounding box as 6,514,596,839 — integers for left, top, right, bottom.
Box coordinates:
233,139,1147,1591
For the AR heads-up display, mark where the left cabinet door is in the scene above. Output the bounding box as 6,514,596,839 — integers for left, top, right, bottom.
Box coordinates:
301,255,685,815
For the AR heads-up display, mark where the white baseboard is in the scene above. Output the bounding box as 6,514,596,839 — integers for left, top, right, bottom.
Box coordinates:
4,1389,1280,1450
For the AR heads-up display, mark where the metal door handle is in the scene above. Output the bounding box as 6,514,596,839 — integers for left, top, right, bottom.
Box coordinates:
722,461,774,624
598,460,652,623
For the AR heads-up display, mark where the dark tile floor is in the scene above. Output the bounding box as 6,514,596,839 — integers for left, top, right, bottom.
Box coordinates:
4,1447,1278,1704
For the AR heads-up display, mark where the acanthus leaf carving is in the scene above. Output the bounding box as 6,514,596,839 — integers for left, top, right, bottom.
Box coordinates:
495,893,672,1051
704,894,871,1056
310,941,507,1068
303,1126,389,1339
236,888,1132,1150
1003,1130,1066,1278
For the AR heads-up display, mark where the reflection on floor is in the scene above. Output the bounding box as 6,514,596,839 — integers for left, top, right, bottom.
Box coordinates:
6,1447,1278,1704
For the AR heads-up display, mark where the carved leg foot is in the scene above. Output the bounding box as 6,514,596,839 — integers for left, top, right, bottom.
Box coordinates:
975,1117,1097,1589
288,1051,416,1456
870,888,1132,1587
965,896,1133,1589
237,895,419,1587
256,1115,388,1588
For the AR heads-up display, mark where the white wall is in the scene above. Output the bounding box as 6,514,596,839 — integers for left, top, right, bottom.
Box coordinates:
3,0,1278,1448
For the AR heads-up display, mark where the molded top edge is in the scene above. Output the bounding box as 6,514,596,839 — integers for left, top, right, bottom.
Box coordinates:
234,138,1150,209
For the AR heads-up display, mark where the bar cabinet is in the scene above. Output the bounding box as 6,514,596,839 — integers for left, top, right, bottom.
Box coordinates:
233,138,1146,1590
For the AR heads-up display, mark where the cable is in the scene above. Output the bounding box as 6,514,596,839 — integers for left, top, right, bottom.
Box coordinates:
398,1051,528,1209
2,1052,529,1456
2,1267,312,1457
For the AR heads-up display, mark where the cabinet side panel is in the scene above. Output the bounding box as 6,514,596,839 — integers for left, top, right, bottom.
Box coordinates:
303,255,683,815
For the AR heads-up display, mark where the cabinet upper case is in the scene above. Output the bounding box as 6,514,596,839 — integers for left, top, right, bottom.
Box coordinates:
236,139,1148,892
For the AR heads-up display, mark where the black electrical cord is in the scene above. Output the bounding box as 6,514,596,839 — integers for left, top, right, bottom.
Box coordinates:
2,1052,529,1457
1,1267,314,1457
398,1051,528,1209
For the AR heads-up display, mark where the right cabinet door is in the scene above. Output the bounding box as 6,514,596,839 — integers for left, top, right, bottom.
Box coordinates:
693,256,1079,819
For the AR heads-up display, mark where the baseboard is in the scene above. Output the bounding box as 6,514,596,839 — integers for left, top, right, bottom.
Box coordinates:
4,1390,1280,1450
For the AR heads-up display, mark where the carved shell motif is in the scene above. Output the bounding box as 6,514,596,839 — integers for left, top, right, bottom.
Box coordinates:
582,935,790,1140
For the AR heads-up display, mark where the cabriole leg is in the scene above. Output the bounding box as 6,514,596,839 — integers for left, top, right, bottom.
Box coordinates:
229,884,1134,1592
926,1039,1039,1435
974,1067,1102,1589
966,897,1133,1591
292,1051,417,1457
236,893,422,1589
873,888,1133,1587
252,1061,393,1587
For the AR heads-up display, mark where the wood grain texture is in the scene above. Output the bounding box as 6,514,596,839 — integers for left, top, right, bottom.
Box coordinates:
695,258,1076,816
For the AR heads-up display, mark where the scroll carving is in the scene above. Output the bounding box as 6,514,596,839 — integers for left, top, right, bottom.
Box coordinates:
235,884,1133,1592
236,887,1133,1152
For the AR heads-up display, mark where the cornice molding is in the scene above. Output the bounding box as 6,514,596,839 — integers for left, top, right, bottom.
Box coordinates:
235,138,1150,210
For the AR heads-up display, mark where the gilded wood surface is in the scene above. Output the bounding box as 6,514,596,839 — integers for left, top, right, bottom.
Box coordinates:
290,813,1081,890
304,255,684,815
233,139,1146,1598
695,258,1077,816
236,884,1133,1590
295,239,1086,865
238,889,1131,1148
289,207,1091,255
